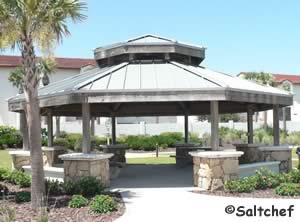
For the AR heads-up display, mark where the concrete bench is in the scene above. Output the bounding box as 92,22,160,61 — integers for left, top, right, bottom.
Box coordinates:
239,161,280,178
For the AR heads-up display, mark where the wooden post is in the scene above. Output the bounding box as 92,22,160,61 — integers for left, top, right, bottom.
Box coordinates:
111,115,116,145
82,103,91,153
184,114,189,143
273,105,280,145
282,107,287,136
247,107,254,144
91,117,95,136
55,117,60,138
20,112,30,150
47,110,53,147
210,101,220,150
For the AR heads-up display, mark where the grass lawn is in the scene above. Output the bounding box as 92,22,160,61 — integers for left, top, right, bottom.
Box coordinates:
127,156,175,165
0,150,12,169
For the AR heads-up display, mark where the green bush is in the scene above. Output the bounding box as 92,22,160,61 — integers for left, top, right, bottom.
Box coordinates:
275,183,300,196
0,168,9,181
62,177,103,197
4,170,31,187
15,191,30,203
0,126,22,149
68,195,88,208
286,170,300,183
53,138,69,148
65,133,81,150
89,195,117,213
254,168,281,189
224,176,257,193
45,179,64,196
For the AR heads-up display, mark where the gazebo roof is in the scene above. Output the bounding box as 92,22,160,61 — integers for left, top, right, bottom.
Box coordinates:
8,35,293,116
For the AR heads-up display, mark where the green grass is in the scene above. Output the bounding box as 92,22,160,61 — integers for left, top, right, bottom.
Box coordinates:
127,156,175,165
0,150,12,169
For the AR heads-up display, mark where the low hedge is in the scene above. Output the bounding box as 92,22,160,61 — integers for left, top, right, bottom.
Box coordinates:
89,195,117,213
225,169,300,196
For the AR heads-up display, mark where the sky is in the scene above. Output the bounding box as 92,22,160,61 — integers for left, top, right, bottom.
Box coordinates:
3,0,300,76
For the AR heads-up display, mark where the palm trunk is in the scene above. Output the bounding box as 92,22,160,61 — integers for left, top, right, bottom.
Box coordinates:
55,116,60,138
20,112,30,150
21,37,45,209
263,111,268,129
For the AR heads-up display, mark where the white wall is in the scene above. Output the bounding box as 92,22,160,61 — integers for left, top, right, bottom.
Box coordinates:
0,67,81,127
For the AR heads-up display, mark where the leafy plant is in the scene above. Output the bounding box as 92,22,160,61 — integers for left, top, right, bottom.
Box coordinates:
75,176,103,197
89,195,117,213
45,179,64,196
286,170,300,183
62,177,103,197
0,126,22,149
254,168,281,189
224,176,257,193
8,170,31,187
68,195,88,208
275,183,300,196
15,191,31,203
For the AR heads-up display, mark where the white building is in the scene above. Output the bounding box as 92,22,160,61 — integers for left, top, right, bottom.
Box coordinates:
0,55,95,127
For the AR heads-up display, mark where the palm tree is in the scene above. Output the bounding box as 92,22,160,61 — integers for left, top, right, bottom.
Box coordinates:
0,0,86,208
9,59,56,150
241,72,275,129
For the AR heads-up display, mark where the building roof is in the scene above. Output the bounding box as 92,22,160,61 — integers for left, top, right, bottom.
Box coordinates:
273,74,300,84
0,55,96,69
8,60,293,114
239,72,300,84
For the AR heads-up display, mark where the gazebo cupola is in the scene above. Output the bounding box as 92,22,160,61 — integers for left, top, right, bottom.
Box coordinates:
94,35,206,68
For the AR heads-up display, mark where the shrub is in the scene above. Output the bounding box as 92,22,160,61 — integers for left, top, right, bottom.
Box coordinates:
0,126,22,148
53,138,69,148
45,179,64,196
62,177,103,197
275,183,300,196
286,170,300,183
62,180,77,195
89,195,117,213
254,168,281,189
8,170,31,187
224,176,257,193
0,168,9,181
65,133,82,150
76,176,103,197
15,191,30,203
68,195,88,208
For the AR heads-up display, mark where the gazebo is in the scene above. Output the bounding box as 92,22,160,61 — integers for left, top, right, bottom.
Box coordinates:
8,35,293,190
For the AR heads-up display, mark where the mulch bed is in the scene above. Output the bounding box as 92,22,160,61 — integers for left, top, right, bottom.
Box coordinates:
0,182,125,222
193,189,300,199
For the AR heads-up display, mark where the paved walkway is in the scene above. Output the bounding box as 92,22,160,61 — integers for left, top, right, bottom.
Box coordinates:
111,164,300,222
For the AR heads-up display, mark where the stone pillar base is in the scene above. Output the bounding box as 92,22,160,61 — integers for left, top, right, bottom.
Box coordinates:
101,144,127,167
59,153,114,187
258,146,292,173
8,150,31,170
42,146,67,166
235,144,260,164
189,151,244,191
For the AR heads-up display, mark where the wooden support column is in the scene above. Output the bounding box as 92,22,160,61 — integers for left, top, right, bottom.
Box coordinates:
210,101,220,150
111,115,116,145
184,114,189,143
82,103,91,153
273,105,280,145
247,107,254,144
20,112,30,150
91,117,95,136
47,110,53,147
55,117,60,138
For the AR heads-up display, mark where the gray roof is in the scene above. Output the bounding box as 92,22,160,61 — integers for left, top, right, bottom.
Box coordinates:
8,61,292,110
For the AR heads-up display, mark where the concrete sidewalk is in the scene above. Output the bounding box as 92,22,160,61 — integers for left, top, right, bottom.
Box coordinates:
111,165,300,222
